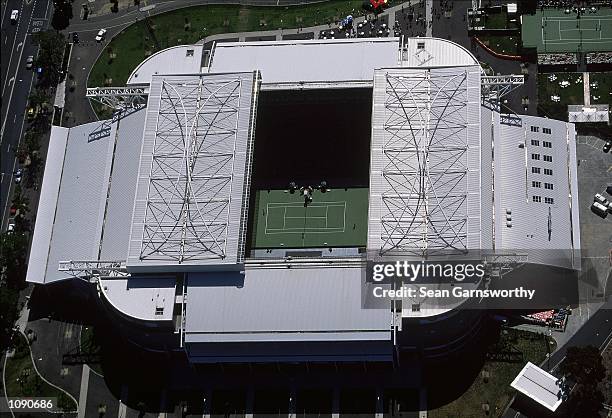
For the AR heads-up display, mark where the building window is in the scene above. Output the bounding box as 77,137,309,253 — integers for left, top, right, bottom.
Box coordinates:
545,183,553,190
530,126,539,132
532,181,541,188
412,304,421,312
531,153,540,160
532,167,541,174
155,307,164,316
545,197,554,204
543,127,552,134
544,168,553,175
186,49,194,57
532,195,542,203
543,155,553,162
543,141,552,148
531,139,540,146
417,42,425,50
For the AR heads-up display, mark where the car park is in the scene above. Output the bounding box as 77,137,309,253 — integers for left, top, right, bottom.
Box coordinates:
10,9,18,23
26,55,34,70
95,29,107,42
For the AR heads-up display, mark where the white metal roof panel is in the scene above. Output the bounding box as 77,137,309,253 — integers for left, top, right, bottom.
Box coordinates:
100,276,176,321
209,38,399,85
38,121,115,283
368,66,483,256
401,37,479,68
26,126,69,284
127,72,259,271
511,362,563,412
493,113,580,269
184,266,392,343
127,45,204,85
99,109,147,261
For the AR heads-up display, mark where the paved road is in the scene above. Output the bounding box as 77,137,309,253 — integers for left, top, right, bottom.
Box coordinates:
0,0,52,229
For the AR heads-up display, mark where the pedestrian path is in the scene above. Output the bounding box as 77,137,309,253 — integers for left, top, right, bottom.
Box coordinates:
583,72,590,106
198,0,421,47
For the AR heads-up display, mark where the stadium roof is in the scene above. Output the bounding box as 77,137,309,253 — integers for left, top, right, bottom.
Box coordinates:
489,112,580,270
26,110,148,284
184,266,392,345
209,38,399,88
127,45,204,85
400,37,479,68
126,72,260,272
511,362,563,412
368,66,484,256
100,276,176,321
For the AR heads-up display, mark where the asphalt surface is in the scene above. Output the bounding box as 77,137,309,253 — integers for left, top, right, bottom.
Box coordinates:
0,0,52,229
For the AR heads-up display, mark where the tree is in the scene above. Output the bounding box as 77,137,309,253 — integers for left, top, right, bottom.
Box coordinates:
33,31,66,89
0,232,30,289
560,345,606,386
560,345,606,417
0,286,20,352
51,0,73,31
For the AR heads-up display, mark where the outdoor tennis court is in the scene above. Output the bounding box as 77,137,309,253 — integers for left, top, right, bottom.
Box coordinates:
522,8,612,52
250,188,368,249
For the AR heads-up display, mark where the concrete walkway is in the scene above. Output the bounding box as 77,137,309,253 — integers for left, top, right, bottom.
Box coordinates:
197,0,421,47
583,72,590,106
77,365,90,418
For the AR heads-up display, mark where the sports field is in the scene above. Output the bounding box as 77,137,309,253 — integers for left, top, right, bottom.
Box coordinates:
522,8,612,53
250,188,368,249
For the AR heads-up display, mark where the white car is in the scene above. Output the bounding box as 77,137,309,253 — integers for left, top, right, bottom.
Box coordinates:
10,9,19,23
95,29,107,42
7,222,15,233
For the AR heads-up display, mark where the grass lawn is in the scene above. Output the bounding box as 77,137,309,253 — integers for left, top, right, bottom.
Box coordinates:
80,325,104,376
484,11,508,29
537,72,585,121
4,334,77,412
588,72,612,105
478,34,520,55
429,328,555,418
89,1,409,87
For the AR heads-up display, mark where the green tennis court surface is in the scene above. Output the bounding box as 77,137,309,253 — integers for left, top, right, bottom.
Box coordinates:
522,8,612,52
251,188,368,249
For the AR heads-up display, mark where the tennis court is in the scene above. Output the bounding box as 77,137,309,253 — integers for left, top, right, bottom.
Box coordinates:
522,8,612,52
250,188,368,249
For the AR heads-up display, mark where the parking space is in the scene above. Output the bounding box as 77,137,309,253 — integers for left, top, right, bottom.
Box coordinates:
575,135,611,299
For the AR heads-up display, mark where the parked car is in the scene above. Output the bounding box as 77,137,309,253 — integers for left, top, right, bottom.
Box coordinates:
10,9,18,23
604,140,611,153
591,201,608,218
7,221,15,233
26,55,34,70
72,32,79,43
95,29,107,42
594,193,609,206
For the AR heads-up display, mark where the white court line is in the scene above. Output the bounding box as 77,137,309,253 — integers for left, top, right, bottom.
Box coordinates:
264,201,347,234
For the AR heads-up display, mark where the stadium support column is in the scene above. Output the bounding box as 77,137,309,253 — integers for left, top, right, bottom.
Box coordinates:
246,387,254,418
332,387,340,418
376,388,384,418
